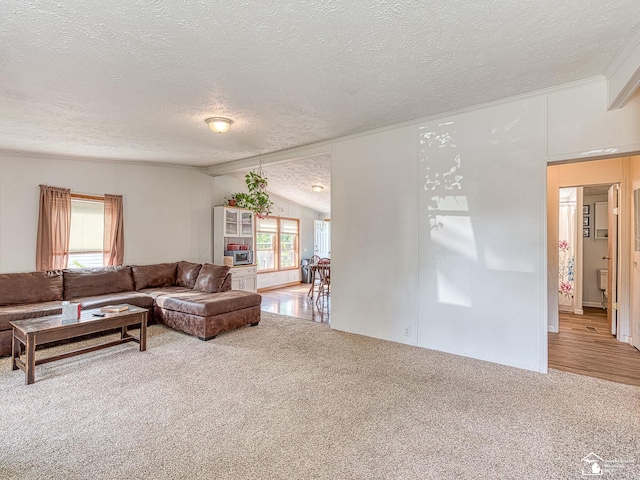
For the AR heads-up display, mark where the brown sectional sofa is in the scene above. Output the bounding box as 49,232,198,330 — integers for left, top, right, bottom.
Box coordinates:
0,261,261,356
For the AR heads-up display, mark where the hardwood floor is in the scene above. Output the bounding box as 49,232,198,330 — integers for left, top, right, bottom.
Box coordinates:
549,307,640,387
259,283,330,324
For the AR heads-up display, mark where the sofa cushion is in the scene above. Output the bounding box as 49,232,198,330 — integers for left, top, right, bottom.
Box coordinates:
132,263,178,290
0,270,64,306
176,261,202,289
138,286,195,299
73,292,155,311
63,266,134,300
155,290,261,317
0,300,64,331
193,264,231,293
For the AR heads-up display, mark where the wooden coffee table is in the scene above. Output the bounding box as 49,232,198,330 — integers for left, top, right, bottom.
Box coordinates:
10,305,148,385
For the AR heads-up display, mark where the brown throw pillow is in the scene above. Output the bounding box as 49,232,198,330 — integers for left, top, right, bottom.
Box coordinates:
193,264,231,293
176,261,202,289
219,272,232,292
131,263,178,290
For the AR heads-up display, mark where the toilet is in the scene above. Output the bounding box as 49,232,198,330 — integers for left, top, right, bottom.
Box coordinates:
598,268,608,309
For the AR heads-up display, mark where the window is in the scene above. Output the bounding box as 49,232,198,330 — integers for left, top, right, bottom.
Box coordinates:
279,218,298,269
256,217,299,273
67,195,105,269
256,217,277,271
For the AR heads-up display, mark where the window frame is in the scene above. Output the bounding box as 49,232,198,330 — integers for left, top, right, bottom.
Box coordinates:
278,217,299,271
256,216,299,274
256,219,278,273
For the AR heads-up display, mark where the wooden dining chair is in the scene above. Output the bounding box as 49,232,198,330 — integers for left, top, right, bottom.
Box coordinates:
307,255,322,297
315,260,330,307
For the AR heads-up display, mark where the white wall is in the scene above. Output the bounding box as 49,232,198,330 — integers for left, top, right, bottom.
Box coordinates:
330,78,640,373
417,96,547,371
583,194,609,307
0,154,213,273
332,125,419,345
210,175,322,289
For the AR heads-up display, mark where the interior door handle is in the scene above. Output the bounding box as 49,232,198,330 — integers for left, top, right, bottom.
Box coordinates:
603,256,610,260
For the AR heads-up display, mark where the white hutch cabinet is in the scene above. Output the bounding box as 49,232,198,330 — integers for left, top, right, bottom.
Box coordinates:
230,265,257,292
213,206,257,292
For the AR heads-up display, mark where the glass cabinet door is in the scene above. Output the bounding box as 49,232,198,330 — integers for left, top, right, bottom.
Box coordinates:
240,211,253,237
224,208,239,236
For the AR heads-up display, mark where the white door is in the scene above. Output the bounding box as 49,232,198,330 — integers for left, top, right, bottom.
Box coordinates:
314,220,331,258
632,180,640,350
607,184,620,335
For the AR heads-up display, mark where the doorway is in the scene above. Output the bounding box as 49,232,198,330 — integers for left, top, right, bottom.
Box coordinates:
314,219,331,258
582,184,615,314
547,156,640,385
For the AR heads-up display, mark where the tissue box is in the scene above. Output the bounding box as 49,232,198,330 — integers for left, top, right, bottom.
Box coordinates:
62,302,81,320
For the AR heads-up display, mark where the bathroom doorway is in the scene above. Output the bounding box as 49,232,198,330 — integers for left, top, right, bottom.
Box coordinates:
547,157,640,384
556,184,616,321
582,184,616,319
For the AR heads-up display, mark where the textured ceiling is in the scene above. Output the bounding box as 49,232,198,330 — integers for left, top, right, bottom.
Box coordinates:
583,184,613,197
231,155,331,214
2,1,640,169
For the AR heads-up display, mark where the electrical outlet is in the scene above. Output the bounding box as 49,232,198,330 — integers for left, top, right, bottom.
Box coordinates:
404,326,411,337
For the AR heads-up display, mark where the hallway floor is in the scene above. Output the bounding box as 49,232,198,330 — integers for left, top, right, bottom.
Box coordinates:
549,307,640,387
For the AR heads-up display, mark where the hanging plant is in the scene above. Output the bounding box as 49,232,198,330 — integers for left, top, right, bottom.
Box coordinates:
245,168,273,219
229,162,273,218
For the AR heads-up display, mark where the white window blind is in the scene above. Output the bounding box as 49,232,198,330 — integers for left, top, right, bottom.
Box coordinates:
257,217,278,233
69,199,104,252
281,218,299,235
68,198,104,268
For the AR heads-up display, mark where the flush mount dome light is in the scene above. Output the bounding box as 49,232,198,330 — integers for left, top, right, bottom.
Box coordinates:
312,185,323,192
205,117,233,133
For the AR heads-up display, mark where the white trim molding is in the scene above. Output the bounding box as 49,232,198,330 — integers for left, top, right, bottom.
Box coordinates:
606,26,640,109
583,301,605,309
204,143,332,176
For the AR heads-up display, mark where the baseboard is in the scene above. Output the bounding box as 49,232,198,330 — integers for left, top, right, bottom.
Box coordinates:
573,308,584,315
583,301,605,308
257,281,301,293
548,325,558,333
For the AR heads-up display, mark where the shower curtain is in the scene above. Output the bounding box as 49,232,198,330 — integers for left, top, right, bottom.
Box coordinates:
559,188,577,310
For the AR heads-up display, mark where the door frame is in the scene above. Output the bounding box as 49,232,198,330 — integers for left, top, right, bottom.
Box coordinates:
547,157,633,344
632,179,640,350
607,184,620,335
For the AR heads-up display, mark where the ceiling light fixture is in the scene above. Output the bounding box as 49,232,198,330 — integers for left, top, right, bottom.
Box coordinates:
205,117,233,133
312,185,323,192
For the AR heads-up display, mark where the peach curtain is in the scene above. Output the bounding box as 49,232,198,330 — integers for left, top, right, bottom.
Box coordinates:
104,194,124,266
36,185,71,271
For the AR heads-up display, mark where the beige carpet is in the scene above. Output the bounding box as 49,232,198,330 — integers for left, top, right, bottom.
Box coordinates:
1,312,639,479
